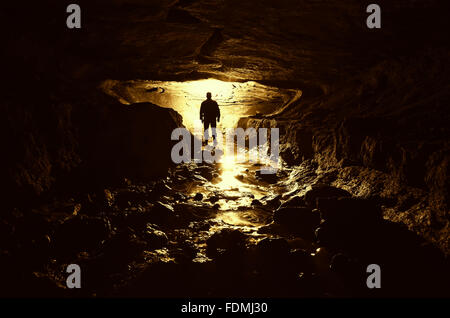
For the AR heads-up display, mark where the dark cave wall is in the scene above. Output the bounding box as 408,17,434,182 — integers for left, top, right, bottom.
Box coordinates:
1,0,449,251
0,85,184,205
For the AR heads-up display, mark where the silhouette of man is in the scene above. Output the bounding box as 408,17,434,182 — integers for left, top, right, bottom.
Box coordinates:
200,92,220,145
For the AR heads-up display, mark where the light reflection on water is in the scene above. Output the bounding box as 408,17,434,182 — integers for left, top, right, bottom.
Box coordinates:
95,79,320,269
215,212,257,227
196,146,274,212
101,78,291,212
102,78,302,239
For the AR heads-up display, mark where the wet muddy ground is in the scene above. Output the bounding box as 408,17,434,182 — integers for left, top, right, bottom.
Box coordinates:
1,147,448,298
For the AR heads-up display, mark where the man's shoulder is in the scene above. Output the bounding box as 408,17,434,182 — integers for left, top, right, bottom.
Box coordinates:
203,99,217,105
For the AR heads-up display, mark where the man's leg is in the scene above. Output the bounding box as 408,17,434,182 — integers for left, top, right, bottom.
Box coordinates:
203,120,210,144
211,120,217,143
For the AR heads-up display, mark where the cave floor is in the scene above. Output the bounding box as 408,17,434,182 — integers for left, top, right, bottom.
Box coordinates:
1,150,448,298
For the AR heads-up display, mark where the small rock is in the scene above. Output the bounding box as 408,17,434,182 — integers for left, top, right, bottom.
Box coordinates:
173,192,187,201
329,253,351,273
193,174,208,182
143,224,168,249
208,195,219,203
251,199,263,206
193,193,204,201
149,201,175,224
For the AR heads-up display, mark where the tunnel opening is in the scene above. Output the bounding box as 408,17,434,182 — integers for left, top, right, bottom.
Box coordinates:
100,78,299,131
99,77,302,223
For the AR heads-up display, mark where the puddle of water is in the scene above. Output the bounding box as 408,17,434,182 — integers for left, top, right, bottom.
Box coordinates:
187,147,278,211
216,211,261,227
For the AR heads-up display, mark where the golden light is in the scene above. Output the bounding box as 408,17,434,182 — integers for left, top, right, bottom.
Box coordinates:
215,153,244,191
215,212,254,226
100,78,292,209
176,79,236,131
101,78,297,132
186,79,234,101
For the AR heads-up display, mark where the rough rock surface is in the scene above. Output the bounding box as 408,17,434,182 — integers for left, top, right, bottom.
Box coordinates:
2,0,449,256
1,88,183,204
238,55,450,253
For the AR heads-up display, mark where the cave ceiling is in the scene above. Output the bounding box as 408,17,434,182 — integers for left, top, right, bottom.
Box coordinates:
7,0,449,92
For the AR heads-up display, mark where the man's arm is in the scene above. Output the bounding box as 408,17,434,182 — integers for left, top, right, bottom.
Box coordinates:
216,102,220,122
200,102,204,121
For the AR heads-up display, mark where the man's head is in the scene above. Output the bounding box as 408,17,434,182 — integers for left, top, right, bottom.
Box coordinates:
206,92,212,100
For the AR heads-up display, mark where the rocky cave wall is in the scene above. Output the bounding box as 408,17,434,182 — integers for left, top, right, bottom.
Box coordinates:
238,51,450,252
1,1,449,251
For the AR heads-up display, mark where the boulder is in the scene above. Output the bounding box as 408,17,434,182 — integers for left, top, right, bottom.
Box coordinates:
149,201,175,225
263,194,282,208
89,102,184,183
251,199,263,206
304,184,351,207
171,240,198,263
193,193,203,201
143,224,169,249
255,237,290,259
14,212,52,244
78,229,148,289
288,248,314,274
208,195,219,204
317,197,382,225
206,229,247,258
314,222,341,248
273,206,320,239
314,219,379,253
254,238,291,274
173,192,187,201
52,215,112,255
98,229,147,267
280,195,305,208
329,253,352,273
